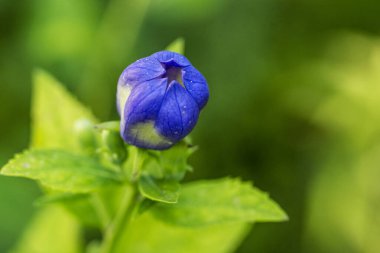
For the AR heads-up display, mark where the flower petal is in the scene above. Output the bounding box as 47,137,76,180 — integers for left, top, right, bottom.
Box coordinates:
121,78,172,149
120,56,165,86
152,51,191,67
116,81,132,115
155,82,200,142
182,65,209,109
123,78,167,127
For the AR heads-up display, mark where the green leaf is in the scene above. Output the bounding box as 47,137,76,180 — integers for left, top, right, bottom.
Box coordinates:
35,193,103,228
166,37,185,54
122,127,194,183
1,149,121,193
9,205,82,253
138,175,180,203
31,69,98,152
123,146,146,181
137,198,156,215
34,192,88,206
152,178,288,227
144,140,196,181
113,212,250,253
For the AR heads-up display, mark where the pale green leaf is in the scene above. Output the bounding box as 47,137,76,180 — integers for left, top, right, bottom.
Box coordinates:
34,192,88,206
138,175,180,203
166,37,185,54
9,205,82,253
114,212,250,253
143,140,196,181
35,193,102,228
152,178,288,227
31,69,98,152
35,185,130,230
1,149,121,193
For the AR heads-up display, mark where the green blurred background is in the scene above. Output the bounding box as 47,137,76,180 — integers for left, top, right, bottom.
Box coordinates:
1,0,380,252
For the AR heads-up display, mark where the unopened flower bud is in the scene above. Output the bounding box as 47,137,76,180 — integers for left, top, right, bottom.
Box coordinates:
74,119,96,153
117,51,209,150
101,129,126,164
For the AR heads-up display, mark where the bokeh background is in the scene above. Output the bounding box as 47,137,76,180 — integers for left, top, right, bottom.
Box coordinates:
1,0,380,252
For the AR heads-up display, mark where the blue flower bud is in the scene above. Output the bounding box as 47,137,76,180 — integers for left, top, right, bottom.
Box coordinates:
117,51,209,150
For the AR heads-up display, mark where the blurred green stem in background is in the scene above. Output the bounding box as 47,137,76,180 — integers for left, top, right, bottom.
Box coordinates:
78,0,151,119
91,193,112,230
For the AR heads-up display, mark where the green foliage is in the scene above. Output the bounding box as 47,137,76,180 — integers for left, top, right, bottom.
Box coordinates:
2,0,380,251
138,175,180,203
152,178,288,227
10,206,82,253
0,38,287,253
100,130,127,164
166,37,185,54
35,193,106,228
31,69,98,152
114,212,250,253
150,0,225,23
304,35,380,253
1,149,121,193
123,141,195,182
78,0,151,118
142,141,196,181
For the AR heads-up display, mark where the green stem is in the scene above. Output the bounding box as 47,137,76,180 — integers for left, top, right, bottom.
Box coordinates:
100,147,142,253
91,193,111,229
131,147,141,182
100,184,139,253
